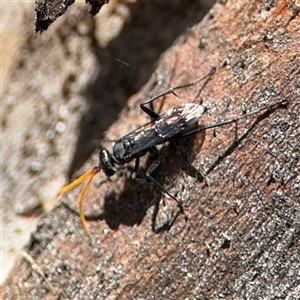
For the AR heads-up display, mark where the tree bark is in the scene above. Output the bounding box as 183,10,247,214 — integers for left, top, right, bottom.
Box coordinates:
35,0,109,33
2,0,300,299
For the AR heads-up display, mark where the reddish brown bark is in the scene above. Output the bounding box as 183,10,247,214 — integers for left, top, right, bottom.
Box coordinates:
2,0,300,299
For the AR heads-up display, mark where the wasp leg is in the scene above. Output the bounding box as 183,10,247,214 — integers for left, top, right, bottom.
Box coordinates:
146,147,188,225
140,67,216,120
131,158,140,180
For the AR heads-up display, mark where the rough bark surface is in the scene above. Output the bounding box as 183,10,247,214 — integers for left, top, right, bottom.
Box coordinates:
2,0,213,288
2,0,300,299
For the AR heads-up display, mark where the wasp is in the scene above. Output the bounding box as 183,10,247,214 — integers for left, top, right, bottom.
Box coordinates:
56,70,287,234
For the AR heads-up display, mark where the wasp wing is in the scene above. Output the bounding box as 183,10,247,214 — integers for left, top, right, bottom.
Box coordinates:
128,103,205,157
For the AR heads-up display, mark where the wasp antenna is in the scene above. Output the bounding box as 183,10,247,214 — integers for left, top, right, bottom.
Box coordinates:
78,168,99,236
55,168,96,200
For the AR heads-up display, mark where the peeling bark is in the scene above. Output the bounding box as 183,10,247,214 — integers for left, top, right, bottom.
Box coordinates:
35,0,109,32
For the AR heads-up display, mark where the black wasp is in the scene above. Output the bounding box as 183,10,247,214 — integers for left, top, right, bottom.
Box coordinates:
56,70,287,235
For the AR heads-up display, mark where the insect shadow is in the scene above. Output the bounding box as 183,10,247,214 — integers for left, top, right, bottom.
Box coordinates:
57,69,287,235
